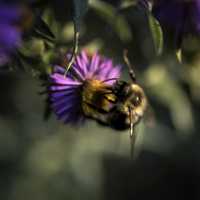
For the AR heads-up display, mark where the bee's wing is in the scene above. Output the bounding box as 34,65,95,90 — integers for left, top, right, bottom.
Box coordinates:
128,107,138,158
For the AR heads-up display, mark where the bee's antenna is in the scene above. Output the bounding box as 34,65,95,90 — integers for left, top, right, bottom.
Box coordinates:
64,25,80,76
123,49,136,82
128,106,136,158
101,78,118,83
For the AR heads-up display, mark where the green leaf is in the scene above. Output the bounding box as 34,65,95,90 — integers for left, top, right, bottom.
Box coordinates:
148,14,163,55
33,17,55,42
73,0,89,31
90,0,132,42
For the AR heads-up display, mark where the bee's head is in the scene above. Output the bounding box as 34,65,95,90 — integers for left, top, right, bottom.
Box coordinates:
126,84,147,116
109,83,147,130
123,84,147,126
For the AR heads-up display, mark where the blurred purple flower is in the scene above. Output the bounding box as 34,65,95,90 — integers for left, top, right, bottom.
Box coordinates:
48,50,121,124
140,0,200,47
0,4,22,66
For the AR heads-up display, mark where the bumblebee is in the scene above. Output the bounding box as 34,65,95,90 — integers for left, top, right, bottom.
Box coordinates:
81,51,147,137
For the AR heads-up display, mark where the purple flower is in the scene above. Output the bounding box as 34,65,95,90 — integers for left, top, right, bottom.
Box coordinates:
0,4,22,66
192,0,200,32
140,0,200,47
48,50,121,124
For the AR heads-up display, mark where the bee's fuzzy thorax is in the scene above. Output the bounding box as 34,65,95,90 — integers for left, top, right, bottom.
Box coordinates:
82,79,117,118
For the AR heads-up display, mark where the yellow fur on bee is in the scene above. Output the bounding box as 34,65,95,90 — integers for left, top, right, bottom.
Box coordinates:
82,79,116,117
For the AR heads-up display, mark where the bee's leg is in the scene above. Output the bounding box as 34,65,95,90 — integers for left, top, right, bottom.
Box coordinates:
128,106,136,158
64,25,80,76
129,107,133,138
123,49,136,82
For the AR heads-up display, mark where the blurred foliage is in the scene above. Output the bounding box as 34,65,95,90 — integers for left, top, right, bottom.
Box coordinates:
1,0,200,200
